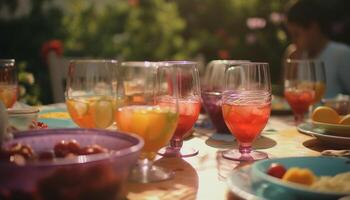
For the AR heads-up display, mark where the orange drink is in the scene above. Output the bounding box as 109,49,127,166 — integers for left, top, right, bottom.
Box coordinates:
313,81,326,103
115,105,178,160
0,84,17,108
66,96,116,129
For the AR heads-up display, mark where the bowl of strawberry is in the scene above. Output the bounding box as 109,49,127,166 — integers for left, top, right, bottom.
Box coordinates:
0,128,144,200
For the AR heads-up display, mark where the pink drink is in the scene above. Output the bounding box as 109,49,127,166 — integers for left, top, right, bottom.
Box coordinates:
284,89,315,115
222,102,271,144
201,91,230,133
173,99,201,138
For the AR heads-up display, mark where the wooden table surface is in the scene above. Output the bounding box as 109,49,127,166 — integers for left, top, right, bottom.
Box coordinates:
124,115,324,200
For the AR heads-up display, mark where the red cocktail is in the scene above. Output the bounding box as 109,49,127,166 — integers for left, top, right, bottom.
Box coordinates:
221,62,271,161
284,88,315,123
173,99,201,138
158,61,201,157
222,102,271,144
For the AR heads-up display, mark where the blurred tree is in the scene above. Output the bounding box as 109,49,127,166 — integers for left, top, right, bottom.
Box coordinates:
176,0,289,83
0,0,65,104
63,0,198,60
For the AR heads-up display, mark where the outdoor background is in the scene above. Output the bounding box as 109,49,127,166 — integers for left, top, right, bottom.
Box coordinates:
0,0,349,105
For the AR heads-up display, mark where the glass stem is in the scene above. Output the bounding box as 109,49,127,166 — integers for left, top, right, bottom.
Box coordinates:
137,158,153,183
238,143,252,155
294,113,304,125
170,135,183,151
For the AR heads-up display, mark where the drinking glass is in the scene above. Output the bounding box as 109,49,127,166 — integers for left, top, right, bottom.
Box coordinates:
115,61,179,183
158,61,201,158
201,60,250,134
0,59,17,108
284,59,317,124
222,62,271,161
65,60,117,129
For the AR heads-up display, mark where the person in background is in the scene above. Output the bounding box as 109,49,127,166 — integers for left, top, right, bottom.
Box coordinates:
285,0,350,98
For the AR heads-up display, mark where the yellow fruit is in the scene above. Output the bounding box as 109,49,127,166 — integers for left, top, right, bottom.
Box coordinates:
282,167,316,186
94,100,114,129
340,114,350,125
312,106,340,124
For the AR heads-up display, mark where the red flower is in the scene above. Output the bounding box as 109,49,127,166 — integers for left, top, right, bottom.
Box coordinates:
218,50,230,59
41,39,63,64
128,0,139,7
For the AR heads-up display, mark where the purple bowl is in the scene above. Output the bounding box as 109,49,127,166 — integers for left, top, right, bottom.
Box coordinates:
0,128,144,200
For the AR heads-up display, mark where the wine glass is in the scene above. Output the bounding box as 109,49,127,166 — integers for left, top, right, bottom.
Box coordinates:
65,60,117,129
201,60,250,134
222,62,271,161
115,61,179,183
158,61,201,158
284,59,317,124
0,59,17,108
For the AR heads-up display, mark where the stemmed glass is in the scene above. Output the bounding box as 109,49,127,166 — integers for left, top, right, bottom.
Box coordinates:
201,60,250,134
284,59,317,124
158,61,201,158
65,60,117,129
0,59,17,108
115,61,179,183
222,62,271,161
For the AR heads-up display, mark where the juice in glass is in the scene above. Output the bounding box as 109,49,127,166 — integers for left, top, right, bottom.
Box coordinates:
66,96,116,129
115,105,178,160
0,84,17,108
313,82,326,103
173,99,201,138
202,91,230,133
222,102,271,144
284,88,315,115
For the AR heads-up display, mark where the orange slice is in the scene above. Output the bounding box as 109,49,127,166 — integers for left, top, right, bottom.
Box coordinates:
282,167,316,186
312,106,340,124
339,114,350,125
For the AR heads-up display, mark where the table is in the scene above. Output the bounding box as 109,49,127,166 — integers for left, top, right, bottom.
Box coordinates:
39,104,323,200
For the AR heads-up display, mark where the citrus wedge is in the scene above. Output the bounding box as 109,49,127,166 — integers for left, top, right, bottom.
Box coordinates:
340,114,350,125
73,100,89,117
312,106,340,124
94,100,114,128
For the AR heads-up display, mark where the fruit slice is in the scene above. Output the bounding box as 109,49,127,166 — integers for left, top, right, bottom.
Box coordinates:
312,106,340,124
282,167,316,186
340,114,350,125
73,100,89,117
94,100,114,128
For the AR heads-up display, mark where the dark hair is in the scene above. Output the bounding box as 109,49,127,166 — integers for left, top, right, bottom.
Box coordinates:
287,0,331,36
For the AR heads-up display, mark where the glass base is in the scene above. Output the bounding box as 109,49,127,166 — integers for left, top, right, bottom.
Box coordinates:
129,164,174,183
158,146,198,158
222,149,268,161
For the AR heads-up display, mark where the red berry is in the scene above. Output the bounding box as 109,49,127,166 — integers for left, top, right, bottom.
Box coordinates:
66,140,81,154
54,140,69,157
267,163,287,179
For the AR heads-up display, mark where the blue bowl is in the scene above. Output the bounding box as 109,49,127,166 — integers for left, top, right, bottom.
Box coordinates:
251,156,350,200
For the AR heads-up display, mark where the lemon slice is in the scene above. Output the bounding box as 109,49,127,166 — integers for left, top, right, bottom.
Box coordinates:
312,106,340,124
73,100,89,117
340,114,350,125
95,100,114,128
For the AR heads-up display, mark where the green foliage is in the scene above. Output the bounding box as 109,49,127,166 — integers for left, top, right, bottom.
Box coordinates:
63,0,197,60
177,0,289,83
0,0,291,104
